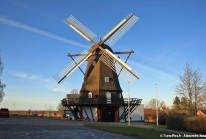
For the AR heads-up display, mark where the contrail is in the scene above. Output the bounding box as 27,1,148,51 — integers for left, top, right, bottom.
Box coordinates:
0,16,89,48
129,60,178,82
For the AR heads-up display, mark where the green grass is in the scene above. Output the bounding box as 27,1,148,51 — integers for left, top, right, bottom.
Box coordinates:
84,123,195,139
145,122,167,129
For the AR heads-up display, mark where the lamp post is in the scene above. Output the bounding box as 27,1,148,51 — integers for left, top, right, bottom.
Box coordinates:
128,82,130,126
13,103,15,114
45,104,47,116
156,84,158,126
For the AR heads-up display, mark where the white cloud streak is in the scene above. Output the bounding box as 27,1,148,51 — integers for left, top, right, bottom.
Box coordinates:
11,71,71,94
51,87,71,93
0,16,89,48
129,60,177,82
12,72,28,78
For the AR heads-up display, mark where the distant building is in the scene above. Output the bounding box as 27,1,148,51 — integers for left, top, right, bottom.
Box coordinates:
144,108,155,122
197,110,206,116
159,106,167,111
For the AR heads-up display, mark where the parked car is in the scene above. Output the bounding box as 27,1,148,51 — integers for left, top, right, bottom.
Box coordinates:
0,108,9,118
64,110,74,120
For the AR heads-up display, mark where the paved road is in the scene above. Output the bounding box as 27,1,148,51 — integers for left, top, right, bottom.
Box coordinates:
0,116,136,139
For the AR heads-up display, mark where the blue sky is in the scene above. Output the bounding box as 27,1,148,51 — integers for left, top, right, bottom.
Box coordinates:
0,0,206,110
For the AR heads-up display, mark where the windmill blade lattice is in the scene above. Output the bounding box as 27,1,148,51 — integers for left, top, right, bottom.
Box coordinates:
54,50,91,83
99,52,139,84
105,14,139,46
65,15,97,41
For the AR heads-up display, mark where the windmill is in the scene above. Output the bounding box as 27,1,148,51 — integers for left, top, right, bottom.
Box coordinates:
54,13,142,122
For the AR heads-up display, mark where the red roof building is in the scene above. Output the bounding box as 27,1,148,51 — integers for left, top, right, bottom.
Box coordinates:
144,108,155,122
197,110,206,116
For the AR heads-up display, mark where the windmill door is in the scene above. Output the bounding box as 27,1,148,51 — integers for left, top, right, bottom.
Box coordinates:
102,108,115,122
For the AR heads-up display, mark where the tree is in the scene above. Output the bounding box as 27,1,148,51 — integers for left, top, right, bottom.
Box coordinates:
180,97,188,110
46,105,54,116
145,98,167,123
172,96,181,110
67,89,79,98
0,56,6,103
171,96,190,115
70,89,79,94
146,98,166,110
174,63,206,115
57,102,65,117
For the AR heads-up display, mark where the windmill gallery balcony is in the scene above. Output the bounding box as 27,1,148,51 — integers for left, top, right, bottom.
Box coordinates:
61,97,142,106
61,96,142,122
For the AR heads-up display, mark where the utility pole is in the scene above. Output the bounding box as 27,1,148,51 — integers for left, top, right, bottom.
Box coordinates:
156,84,158,126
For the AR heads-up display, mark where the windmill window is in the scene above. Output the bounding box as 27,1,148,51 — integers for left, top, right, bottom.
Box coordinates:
105,77,109,82
88,92,92,98
106,92,111,104
92,61,96,66
119,93,121,98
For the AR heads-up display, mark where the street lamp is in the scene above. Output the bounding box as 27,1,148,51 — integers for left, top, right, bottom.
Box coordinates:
128,82,130,126
45,104,47,115
156,84,158,126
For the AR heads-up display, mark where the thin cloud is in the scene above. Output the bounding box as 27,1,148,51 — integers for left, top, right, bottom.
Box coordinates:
129,61,177,82
0,16,89,48
12,72,28,79
52,87,71,93
11,71,70,94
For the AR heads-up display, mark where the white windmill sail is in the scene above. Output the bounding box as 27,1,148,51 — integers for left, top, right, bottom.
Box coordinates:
99,49,139,84
54,50,91,83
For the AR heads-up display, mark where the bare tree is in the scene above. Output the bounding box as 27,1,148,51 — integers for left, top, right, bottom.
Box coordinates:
145,98,166,121
46,105,54,116
67,89,79,99
0,56,6,103
174,63,206,115
70,89,79,94
146,98,166,110
57,102,64,117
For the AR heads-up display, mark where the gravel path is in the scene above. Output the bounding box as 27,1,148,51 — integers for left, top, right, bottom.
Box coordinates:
0,116,136,139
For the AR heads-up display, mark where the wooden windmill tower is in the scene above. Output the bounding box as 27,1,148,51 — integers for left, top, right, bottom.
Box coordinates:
54,13,142,122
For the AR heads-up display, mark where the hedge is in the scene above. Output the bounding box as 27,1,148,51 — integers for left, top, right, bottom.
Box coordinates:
166,115,206,134
184,116,206,134
158,117,166,125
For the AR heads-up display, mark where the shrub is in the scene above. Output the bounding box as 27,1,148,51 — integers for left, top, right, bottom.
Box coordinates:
158,111,167,125
166,115,188,131
167,109,191,116
158,117,166,125
167,115,206,134
184,116,206,134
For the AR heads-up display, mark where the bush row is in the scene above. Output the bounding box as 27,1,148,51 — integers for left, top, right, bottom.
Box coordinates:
166,115,206,134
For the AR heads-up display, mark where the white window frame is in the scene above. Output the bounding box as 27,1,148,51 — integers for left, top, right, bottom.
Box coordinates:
88,92,92,98
106,92,111,104
105,77,109,82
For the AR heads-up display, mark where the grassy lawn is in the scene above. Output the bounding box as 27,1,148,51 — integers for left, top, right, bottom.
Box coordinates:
145,122,167,129
84,123,194,139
